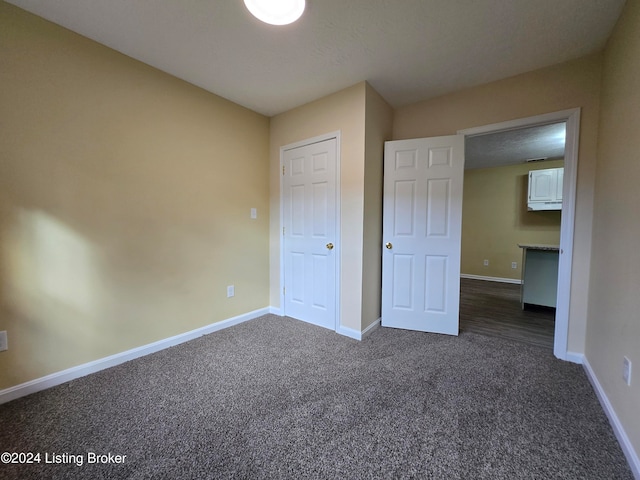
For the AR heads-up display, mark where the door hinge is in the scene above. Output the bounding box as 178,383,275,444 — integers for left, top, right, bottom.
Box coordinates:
283,226,285,236
282,165,285,176
283,287,286,295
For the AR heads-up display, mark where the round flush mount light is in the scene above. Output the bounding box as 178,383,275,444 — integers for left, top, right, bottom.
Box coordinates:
243,0,305,25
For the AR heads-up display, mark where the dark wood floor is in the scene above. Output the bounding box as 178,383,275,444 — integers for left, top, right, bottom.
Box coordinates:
459,277,555,350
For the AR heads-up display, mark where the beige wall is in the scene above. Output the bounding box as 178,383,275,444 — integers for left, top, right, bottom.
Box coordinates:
0,2,270,389
3,4,639,461
393,54,603,354
462,160,563,280
269,83,367,331
269,82,392,332
362,84,393,329
588,0,640,458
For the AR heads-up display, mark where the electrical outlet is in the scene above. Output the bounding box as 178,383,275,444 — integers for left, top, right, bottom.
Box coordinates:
511,262,518,269
227,285,235,298
250,208,257,219
0,331,7,352
623,357,632,386
483,259,489,266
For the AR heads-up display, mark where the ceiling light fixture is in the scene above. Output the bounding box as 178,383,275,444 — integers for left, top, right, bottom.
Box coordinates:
243,0,305,25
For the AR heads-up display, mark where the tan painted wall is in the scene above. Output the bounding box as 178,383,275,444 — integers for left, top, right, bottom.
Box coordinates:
362,84,393,330
5,8,638,465
269,83,367,331
393,54,602,354
462,160,563,280
588,0,640,458
0,3,270,390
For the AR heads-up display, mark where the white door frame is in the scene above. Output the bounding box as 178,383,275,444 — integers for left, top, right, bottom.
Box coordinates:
279,131,341,331
458,108,580,361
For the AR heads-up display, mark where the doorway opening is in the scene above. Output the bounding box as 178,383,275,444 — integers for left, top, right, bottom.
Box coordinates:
458,109,580,361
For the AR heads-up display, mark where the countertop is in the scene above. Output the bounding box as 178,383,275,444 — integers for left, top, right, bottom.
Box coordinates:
518,244,560,251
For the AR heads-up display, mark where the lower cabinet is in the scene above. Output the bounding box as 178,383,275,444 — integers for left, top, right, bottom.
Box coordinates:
519,245,560,308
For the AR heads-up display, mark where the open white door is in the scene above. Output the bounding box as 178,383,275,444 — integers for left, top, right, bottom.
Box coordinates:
381,135,464,335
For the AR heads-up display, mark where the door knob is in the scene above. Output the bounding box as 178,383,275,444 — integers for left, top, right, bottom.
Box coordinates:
326,243,334,250
385,242,393,249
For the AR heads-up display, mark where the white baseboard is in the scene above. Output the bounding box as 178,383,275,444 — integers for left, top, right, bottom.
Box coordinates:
362,318,381,338
337,319,380,341
565,351,584,364
271,308,378,341
583,356,640,479
461,273,522,284
0,307,270,406
336,324,362,341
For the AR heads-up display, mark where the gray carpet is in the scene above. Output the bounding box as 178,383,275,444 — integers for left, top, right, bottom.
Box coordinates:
0,315,633,479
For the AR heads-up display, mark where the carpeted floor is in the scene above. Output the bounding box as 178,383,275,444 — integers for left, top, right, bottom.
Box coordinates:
0,315,633,479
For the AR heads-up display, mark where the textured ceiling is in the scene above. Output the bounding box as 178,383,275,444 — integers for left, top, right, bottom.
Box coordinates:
5,0,626,116
465,123,566,170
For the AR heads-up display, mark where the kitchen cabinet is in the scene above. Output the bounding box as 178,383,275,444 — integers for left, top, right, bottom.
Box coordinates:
518,244,560,308
528,167,563,211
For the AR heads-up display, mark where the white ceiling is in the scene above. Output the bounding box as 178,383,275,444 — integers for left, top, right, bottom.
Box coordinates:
465,122,566,170
6,0,626,117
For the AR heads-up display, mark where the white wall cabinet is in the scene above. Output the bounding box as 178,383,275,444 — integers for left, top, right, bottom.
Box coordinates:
528,167,563,211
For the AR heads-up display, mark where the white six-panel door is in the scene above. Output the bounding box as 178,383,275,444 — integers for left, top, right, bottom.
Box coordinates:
282,138,337,330
381,135,464,335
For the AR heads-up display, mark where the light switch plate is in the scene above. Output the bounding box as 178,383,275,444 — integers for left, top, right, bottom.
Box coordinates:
250,208,257,219
0,331,7,352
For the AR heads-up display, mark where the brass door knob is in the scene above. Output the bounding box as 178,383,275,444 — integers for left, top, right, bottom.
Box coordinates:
326,243,334,250
385,242,393,249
